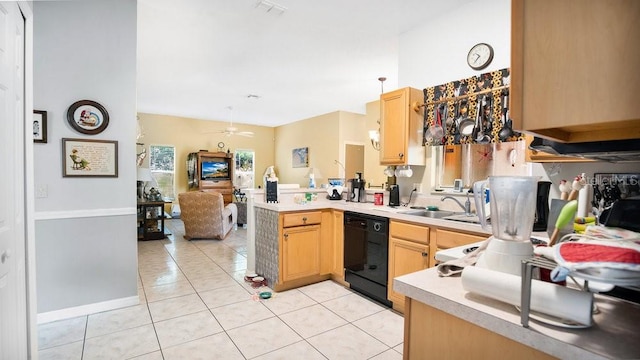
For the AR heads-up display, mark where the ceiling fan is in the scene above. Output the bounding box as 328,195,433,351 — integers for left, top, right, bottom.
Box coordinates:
212,107,254,137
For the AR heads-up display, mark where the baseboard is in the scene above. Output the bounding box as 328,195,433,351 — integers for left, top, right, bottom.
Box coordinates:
37,295,140,324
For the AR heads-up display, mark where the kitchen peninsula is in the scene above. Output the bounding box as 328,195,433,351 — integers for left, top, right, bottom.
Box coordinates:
394,266,640,360
246,187,490,296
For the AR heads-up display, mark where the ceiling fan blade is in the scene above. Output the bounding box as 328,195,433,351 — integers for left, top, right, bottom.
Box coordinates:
237,132,254,137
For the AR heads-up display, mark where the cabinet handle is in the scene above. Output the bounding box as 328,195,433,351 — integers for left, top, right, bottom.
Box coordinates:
284,233,288,240
399,153,404,159
302,217,307,222
421,251,428,257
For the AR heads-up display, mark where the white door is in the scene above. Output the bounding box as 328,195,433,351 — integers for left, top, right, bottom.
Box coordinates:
0,2,28,359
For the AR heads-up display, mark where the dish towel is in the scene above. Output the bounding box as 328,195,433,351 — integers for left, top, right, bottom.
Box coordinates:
437,238,490,277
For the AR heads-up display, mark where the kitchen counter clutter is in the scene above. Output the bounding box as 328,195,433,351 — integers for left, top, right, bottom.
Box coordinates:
394,267,640,360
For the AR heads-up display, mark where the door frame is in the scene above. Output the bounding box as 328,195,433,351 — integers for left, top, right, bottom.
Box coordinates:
19,1,38,356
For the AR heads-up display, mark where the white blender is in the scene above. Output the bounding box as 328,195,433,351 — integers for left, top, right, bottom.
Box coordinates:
473,176,539,276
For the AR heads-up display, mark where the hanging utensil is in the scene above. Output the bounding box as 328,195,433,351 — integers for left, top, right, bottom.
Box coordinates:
499,90,514,141
476,95,491,143
458,101,480,136
453,100,462,144
429,104,444,142
458,99,475,137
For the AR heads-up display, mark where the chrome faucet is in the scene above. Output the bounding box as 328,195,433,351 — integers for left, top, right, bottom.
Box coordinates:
441,193,472,216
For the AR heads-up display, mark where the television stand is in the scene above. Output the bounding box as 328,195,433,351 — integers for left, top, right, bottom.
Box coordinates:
196,151,233,204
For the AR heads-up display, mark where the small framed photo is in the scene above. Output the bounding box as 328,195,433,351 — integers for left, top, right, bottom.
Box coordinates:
33,110,47,143
66,100,109,135
62,138,118,177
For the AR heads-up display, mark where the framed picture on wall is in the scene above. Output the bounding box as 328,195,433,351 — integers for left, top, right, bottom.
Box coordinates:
33,110,47,143
292,147,308,168
66,100,110,135
62,138,118,177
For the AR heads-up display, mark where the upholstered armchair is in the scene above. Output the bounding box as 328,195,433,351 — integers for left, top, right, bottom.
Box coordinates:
178,191,237,240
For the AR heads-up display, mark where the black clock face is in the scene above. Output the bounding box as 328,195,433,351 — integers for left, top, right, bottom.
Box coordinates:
467,43,494,70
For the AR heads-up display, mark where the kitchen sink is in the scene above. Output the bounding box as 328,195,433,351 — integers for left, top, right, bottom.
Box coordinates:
399,209,457,219
442,213,483,224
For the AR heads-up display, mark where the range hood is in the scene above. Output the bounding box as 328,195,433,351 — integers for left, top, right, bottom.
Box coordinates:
529,137,640,163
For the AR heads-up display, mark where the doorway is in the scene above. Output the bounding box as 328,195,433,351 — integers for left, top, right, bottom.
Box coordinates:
345,144,364,182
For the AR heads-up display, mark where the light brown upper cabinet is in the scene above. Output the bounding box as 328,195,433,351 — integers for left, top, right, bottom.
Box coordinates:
380,87,426,165
510,0,640,143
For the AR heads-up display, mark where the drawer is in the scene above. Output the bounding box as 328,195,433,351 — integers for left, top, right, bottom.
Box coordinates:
390,221,429,245
283,211,322,227
436,229,486,249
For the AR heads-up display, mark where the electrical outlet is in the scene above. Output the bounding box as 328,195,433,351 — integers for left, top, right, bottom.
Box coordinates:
35,184,48,198
413,183,423,193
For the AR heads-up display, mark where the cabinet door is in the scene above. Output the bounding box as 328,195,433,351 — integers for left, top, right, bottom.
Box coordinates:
435,229,486,250
380,89,409,165
511,0,640,142
331,211,345,283
282,225,321,282
388,237,429,309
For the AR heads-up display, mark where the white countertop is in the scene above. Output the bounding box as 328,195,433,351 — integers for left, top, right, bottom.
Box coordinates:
394,267,640,360
253,197,492,235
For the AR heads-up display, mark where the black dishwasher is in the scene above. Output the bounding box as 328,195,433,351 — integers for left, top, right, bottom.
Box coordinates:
344,211,391,307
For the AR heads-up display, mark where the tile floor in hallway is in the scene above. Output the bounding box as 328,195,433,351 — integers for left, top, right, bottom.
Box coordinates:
38,219,404,360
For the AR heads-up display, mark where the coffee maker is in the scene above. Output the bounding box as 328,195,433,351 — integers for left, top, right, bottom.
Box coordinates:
348,172,366,203
533,181,552,231
388,184,400,207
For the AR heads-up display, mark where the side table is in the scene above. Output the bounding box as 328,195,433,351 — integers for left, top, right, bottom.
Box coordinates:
137,200,168,240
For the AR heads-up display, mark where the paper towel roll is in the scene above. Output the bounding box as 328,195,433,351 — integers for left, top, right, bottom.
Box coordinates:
461,266,593,326
577,184,590,217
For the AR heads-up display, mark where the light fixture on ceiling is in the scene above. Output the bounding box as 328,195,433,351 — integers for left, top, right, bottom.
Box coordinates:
215,106,254,137
369,77,386,151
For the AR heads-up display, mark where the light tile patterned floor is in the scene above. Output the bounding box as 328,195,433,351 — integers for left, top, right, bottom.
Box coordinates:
37,219,404,359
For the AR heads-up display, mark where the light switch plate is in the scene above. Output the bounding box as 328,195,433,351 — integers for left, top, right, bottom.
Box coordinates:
35,184,48,198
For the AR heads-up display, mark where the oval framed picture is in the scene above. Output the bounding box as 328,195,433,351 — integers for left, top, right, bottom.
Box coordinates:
67,100,109,135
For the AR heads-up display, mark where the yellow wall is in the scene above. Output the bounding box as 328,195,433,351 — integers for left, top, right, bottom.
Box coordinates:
138,106,386,194
137,113,275,199
274,112,341,186
362,100,388,187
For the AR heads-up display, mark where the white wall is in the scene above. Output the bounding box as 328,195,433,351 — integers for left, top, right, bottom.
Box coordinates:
398,0,511,91
390,0,511,198
33,1,138,316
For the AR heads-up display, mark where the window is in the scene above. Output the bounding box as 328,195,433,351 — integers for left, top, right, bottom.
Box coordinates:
149,145,175,201
234,149,255,189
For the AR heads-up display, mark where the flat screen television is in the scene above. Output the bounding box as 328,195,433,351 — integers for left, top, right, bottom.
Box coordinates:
200,158,230,180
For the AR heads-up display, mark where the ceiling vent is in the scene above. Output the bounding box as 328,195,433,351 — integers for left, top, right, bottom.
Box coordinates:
255,0,287,15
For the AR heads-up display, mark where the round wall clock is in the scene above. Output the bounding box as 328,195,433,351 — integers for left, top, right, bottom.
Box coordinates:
217,142,225,151
67,100,109,135
467,43,494,70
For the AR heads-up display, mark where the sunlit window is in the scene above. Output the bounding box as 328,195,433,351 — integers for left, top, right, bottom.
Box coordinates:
234,149,255,189
149,145,175,201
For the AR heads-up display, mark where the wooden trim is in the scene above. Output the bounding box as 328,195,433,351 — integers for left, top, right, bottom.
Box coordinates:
510,0,524,131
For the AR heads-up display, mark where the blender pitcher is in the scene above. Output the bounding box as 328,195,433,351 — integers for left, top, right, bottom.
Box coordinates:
473,176,539,275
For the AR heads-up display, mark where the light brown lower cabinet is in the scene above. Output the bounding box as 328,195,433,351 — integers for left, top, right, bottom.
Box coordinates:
403,298,557,360
430,228,487,266
281,224,321,282
276,210,333,291
387,221,429,313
